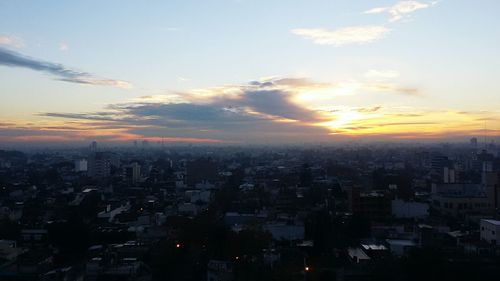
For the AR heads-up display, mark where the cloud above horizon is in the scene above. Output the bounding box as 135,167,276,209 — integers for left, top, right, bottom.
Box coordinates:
29,77,342,143
0,75,497,145
364,1,436,22
0,47,132,88
291,26,390,46
0,35,24,48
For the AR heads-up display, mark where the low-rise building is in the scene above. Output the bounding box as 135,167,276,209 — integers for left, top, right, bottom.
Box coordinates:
480,219,500,245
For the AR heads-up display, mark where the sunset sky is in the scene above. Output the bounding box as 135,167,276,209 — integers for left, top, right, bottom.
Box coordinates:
1,0,500,146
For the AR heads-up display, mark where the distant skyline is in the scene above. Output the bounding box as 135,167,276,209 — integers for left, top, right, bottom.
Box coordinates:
1,0,500,146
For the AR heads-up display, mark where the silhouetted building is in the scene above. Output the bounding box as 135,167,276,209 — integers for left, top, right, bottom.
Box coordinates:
186,158,218,187
90,141,98,152
88,152,111,179
124,162,141,183
351,188,391,221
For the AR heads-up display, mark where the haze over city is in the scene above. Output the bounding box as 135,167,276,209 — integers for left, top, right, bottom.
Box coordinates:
1,0,500,147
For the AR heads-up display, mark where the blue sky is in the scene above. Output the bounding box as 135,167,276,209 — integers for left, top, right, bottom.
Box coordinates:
1,0,500,145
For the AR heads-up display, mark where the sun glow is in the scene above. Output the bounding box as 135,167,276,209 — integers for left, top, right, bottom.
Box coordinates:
316,110,366,130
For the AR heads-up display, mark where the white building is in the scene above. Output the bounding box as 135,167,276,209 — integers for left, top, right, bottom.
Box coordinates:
480,219,500,245
74,159,88,172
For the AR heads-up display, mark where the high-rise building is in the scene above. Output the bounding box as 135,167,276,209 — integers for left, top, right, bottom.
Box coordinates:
431,155,450,183
74,159,88,172
88,152,111,179
470,137,478,150
124,162,141,183
90,141,98,152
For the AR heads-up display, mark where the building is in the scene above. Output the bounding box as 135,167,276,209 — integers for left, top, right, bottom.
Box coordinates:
74,158,88,172
264,223,305,241
124,162,141,183
431,183,493,216
431,155,450,183
90,141,98,152
471,137,478,150
480,219,500,245
186,158,218,188
391,199,429,219
350,189,392,221
88,152,111,179
385,239,416,257
482,161,500,208
207,260,234,281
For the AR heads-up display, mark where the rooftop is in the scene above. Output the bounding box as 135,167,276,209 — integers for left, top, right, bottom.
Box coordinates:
482,219,500,226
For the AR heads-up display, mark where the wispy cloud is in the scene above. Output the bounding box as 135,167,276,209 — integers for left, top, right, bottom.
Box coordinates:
177,76,190,82
0,47,132,89
357,106,382,113
291,26,390,46
59,42,69,51
364,82,420,96
162,27,181,32
364,69,400,79
364,1,437,22
0,35,24,48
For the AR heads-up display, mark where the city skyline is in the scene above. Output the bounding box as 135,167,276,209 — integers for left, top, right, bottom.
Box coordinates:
1,0,500,146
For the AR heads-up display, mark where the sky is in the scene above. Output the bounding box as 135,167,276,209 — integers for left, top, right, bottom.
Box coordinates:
1,0,500,146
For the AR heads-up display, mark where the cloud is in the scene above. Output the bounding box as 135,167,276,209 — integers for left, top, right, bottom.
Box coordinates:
364,1,436,22
36,78,335,143
177,77,190,82
162,27,181,32
291,26,390,46
0,47,132,88
59,43,69,51
357,106,382,113
0,35,24,48
364,82,420,96
8,75,493,144
364,70,400,79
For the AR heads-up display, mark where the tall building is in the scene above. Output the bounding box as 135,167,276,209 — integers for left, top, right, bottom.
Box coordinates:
482,160,500,209
124,162,141,183
88,152,111,179
74,159,88,172
470,137,478,150
430,155,451,183
90,141,98,152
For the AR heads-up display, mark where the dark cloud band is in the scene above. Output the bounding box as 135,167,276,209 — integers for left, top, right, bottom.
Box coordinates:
0,47,131,88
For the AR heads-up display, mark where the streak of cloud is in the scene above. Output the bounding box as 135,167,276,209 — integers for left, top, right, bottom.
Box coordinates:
0,47,132,88
0,35,24,48
364,1,437,22
291,26,390,46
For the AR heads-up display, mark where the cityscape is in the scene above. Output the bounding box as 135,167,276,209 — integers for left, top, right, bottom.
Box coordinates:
1,1,500,280
1,140,500,280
